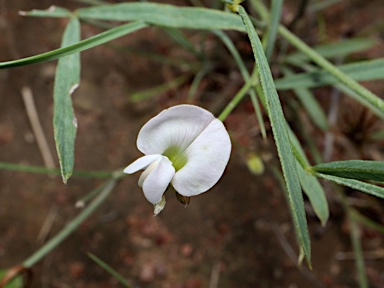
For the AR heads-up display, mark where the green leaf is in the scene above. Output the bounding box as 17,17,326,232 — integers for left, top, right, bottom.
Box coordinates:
19,6,72,18
238,6,311,264
0,270,23,288
76,2,245,31
263,0,283,61
0,22,147,69
275,58,384,90
213,30,266,138
297,163,329,226
281,67,328,131
277,25,384,115
312,160,384,183
316,173,384,199
0,162,112,178
288,127,329,225
53,17,81,184
283,38,377,63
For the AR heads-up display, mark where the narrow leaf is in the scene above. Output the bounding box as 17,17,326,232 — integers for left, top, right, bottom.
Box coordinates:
0,22,147,69
278,25,384,116
281,67,328,131
275,58,384,90
238,6,311,264
53,17,81,184
283,38,377,63
88,253,131,287
313,160,384,183
76,2,245,31
316,173,384,199
213,30,266,138
263,0,283,61
289,127,329,225
297,163,329,226
19,6,71,18
0,162,112,178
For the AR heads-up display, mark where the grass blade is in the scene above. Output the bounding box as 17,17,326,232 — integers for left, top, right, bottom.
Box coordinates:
0,162,112,178
238,5,311,264
263,0,283,61
53,17,81,183
0,22,147,69
275,58,384,89
349,218,369,288
76,2,245,31
297,163,329,226
88,253,131,287
278,25,384,115
289,127,329,225
281,67,328,131
213,30,266,138
312,160,384,182
283,38,377,63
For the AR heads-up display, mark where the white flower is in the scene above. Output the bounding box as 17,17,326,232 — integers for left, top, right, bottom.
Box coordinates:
124,104,231,214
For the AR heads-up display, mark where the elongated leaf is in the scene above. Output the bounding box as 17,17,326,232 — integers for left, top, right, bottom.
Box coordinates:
0,22,147,69
54,17,81,184
349,217,369,288
297,163,329,226
251,0,384,124
335,82,384,120
275,58,384,90
263,0,283,61
277,25,384,115
288,127,329,225
213,30,266,138
0,162,111,178
281,67,328,131
282,62,384,120
313,160,384,183
316,173,384,199
76,2,245,31
88,253,131,287
283,38,377,63
238,6,311,264
19,6,71,17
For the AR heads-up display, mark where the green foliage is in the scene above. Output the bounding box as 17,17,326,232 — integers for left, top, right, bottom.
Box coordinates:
275,58,384,90
53,17,80,183
313,160,384,183
237,5,311,264
76,3,245,31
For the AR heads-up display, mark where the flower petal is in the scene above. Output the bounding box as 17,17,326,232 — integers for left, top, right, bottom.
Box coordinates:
123,154,161,174
171,119,231,196
142,156,175,204
137,105,215,155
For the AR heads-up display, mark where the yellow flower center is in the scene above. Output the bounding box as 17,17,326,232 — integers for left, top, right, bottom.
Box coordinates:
163,146,188,171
